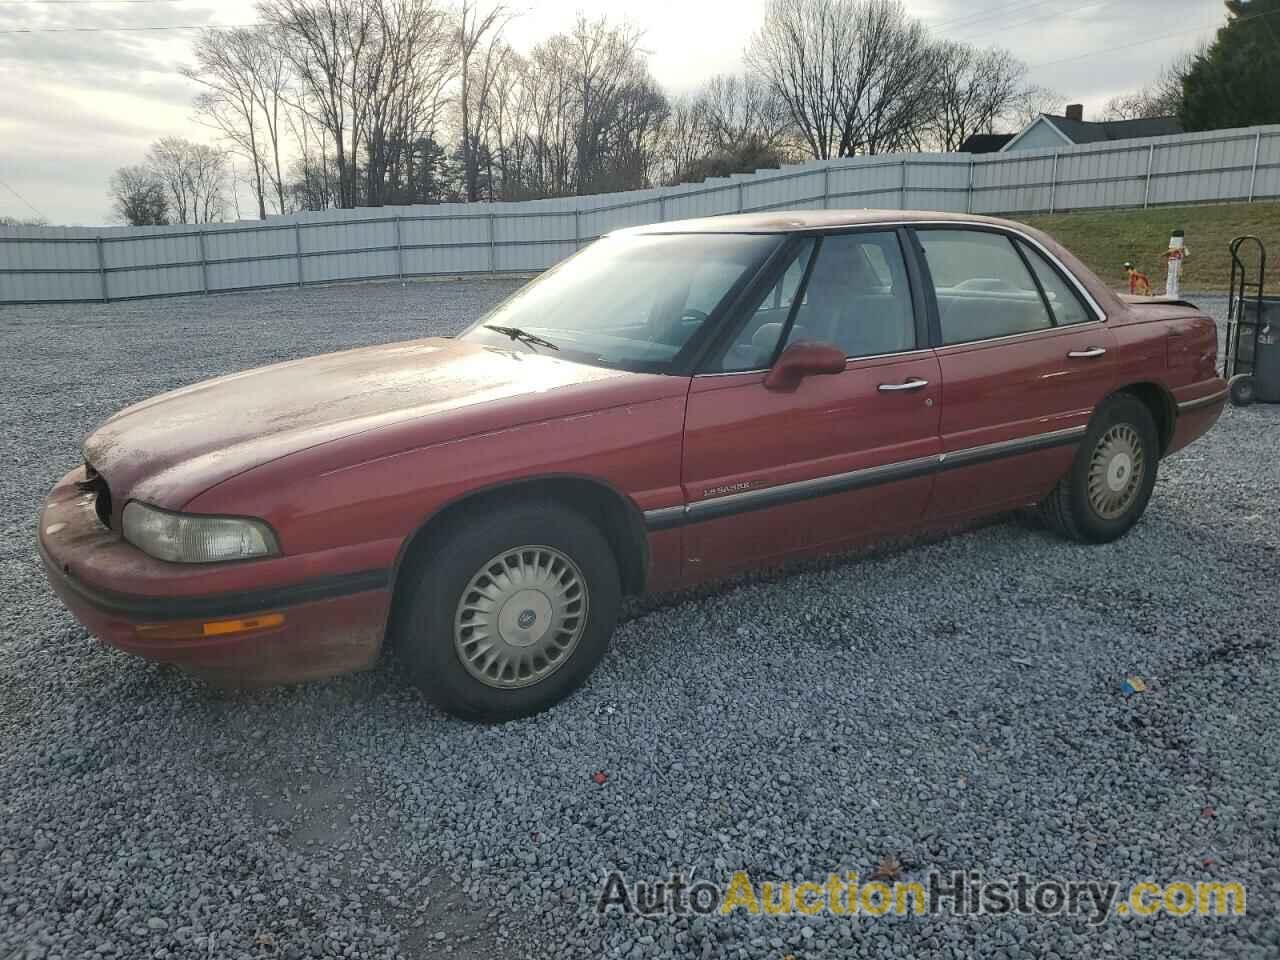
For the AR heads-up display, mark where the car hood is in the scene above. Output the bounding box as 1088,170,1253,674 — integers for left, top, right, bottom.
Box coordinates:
84,336,640,510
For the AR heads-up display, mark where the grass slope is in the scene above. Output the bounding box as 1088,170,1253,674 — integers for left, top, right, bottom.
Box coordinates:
1016,201,1280,295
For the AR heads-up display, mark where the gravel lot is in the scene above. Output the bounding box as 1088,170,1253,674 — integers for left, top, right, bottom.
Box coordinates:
2,282,1278,960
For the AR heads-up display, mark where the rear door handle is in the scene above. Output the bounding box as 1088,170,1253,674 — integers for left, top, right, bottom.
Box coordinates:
878,378,929,392
1067,347,1107,358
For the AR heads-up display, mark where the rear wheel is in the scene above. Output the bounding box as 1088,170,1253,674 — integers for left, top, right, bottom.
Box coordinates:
1038,393,1159,544
396,501,620,722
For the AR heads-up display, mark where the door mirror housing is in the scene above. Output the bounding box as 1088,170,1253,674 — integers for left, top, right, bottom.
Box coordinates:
764,341,847,390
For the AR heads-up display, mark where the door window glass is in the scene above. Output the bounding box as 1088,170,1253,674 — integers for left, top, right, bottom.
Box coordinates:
918,230,1054,345
710,239,817,372
779,231,916,358
1018,240,1093,326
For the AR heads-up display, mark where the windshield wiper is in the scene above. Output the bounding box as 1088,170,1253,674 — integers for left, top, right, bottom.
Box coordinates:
483,324,560,351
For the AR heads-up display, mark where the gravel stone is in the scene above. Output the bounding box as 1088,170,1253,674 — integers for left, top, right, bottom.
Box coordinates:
0,284,1277,958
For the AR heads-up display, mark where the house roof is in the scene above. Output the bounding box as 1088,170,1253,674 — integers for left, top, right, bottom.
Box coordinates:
958,133,1016,153
1004,114,1184,150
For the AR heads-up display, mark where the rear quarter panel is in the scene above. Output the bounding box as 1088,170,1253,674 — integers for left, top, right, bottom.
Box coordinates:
1108,302,1225,453
1109,303,1221,394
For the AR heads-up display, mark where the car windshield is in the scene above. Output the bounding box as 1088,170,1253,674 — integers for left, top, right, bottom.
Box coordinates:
460,233,783,374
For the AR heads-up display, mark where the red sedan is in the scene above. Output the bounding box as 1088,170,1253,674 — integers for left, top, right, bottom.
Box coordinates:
39,211,1227,721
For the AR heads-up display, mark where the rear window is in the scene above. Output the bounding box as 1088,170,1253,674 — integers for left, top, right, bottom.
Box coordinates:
1017,240,1094,326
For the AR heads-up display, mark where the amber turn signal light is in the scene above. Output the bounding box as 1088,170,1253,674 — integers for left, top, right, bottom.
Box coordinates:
136,612,285,641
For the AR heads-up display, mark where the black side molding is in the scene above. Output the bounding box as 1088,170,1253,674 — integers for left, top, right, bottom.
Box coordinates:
644,425,1086,531
39,545,390,623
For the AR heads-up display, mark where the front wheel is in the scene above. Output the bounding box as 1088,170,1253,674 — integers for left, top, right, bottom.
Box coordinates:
396,501,620,722
1038,393,1159,543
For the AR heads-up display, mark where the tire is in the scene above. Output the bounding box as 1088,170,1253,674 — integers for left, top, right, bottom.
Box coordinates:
1229,374,1256,407
1038,393,1160,544
395,500,620,722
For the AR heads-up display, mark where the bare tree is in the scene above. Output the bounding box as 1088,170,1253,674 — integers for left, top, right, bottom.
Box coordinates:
261,0,375,208
699,73,793,154
659,93,713,183
522,35,577,195
748,0,850,160
486,16,667,199
1008,85,1063,130
283,73,336,210
108,165,171,226
184,27,291,218
485,45,529,197
565,15,652,192
1103,49,1199,121
457,1,512,201
748,0,940,159
1103,91,1160,121
146,138,229,224
261,0,455,208
362,0,455,206
659,73,799,183
922,44,1028,151
847,0,941,154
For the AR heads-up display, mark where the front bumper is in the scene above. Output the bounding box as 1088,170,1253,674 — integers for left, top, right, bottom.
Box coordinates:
38,467,394,687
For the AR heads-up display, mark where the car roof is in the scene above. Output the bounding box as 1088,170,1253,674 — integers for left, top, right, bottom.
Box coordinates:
611,207,1128,320
612,209,1024,236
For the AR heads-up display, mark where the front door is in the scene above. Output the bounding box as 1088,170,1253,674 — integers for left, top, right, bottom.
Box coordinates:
679,230,942,579
910,227,1120,520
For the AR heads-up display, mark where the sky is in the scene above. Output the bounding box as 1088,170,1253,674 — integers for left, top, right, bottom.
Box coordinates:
0,0,1227,226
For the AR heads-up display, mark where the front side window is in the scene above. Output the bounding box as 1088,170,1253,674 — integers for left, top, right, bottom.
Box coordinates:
461,233,782,374
779,231,916,358
711,239,817,373
918,229,1053,345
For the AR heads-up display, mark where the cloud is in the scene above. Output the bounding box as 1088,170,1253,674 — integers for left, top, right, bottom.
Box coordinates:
917,0,1215,107
0,0,1224,225
0,1,236,224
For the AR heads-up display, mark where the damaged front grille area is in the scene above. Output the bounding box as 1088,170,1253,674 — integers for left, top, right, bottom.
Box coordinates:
77,462,113,529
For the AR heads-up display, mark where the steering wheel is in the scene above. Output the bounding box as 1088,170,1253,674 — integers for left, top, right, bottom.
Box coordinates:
647,307,711,346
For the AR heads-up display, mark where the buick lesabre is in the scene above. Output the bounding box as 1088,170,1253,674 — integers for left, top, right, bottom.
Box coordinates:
39,211,1227,720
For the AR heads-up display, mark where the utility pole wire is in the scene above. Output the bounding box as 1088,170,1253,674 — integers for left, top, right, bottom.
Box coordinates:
0,22,254,32
0,175,48,221
1028,5,1280,70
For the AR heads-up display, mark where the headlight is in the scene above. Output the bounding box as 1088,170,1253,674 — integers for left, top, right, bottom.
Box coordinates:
122,502,279,563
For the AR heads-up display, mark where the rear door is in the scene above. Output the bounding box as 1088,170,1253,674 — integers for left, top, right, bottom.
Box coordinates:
678,229,942,579
911,227,1119,520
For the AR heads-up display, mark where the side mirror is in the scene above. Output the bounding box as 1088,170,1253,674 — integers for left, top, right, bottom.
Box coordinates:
763,341,846,390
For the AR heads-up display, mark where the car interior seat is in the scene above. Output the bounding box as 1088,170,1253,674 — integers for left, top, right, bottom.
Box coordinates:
799,249,911,357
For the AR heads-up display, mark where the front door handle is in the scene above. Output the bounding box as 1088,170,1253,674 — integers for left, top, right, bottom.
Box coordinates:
878,378,929,392
1067,347,1107,358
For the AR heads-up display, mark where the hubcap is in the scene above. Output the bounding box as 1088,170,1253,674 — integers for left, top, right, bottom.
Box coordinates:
453,545,588,689
1087,424,1145,520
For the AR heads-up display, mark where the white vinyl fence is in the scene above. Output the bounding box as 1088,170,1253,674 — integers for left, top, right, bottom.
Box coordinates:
3,124,1278,304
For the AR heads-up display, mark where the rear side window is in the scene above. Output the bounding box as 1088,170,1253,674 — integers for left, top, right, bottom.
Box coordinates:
917,230,1053,345
1018,240,1094,326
